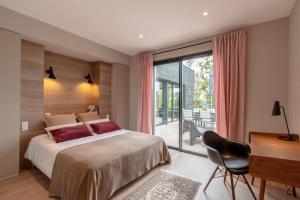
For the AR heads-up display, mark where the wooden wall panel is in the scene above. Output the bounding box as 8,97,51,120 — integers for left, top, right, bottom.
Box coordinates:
20,40,44,168
93,61,112,118
44,52,99,114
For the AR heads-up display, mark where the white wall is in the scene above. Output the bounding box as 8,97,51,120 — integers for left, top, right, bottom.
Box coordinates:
0,28,21,180
111,63,130,129
245,18,289,141
0,6,130,65
129,55,139,130
289,0,300,135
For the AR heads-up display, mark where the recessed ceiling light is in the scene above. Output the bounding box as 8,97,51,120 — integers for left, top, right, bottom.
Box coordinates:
139,34,144,39
203,11,208,16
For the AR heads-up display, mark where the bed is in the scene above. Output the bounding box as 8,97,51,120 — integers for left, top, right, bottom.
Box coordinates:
25,129,171,200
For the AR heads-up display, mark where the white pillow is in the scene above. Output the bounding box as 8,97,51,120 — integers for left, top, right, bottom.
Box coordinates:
45,122,84,140
84,118,110,134
76,112,99,122
44,113,77,127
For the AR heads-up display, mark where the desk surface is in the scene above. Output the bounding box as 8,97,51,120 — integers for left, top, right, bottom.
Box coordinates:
250,132,300,188
249,132,300,199
250,132,300,162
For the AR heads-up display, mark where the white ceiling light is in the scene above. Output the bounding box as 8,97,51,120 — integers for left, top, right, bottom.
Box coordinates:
139,34,144,39
203,11,208,16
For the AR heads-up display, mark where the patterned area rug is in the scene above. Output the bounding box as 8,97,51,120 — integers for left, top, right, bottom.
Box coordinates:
123,170,201,200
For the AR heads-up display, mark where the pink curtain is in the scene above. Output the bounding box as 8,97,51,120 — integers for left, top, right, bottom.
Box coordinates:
213,30,246,141
137,53,153,134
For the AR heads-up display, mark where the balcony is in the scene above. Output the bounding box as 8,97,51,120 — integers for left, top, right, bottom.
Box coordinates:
155,109,216,155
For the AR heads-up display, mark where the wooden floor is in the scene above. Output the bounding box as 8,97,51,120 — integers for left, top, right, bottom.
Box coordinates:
0,150,299,200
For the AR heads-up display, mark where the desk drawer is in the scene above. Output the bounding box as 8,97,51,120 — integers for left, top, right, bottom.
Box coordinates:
249,155,300,187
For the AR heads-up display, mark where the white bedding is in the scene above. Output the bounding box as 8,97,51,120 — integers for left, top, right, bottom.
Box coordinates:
24,129,129,179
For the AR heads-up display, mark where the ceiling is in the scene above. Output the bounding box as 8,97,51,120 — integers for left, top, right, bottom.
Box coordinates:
0,0,296,56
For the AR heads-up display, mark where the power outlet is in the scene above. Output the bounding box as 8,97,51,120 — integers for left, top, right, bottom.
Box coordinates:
21,121,29,132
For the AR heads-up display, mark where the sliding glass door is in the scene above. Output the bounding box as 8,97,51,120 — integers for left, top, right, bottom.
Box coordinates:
154,60,180,148
181,53,215,154
153,52,215,156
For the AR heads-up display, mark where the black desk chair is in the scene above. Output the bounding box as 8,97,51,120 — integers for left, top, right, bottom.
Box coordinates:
202,130,256,200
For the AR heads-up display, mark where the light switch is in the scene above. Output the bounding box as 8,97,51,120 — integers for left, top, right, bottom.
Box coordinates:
21,121,29,132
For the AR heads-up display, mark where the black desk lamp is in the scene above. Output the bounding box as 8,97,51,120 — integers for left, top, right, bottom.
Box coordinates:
272,101,296,141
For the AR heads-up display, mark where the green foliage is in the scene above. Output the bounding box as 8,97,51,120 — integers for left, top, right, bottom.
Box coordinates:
185,56,214,110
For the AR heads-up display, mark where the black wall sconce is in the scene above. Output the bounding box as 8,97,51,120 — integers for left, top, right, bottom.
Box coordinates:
46,67,56,79
85,73,93,84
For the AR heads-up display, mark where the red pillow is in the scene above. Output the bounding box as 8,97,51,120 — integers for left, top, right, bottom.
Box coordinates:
90,121,121,134
50,124,92,143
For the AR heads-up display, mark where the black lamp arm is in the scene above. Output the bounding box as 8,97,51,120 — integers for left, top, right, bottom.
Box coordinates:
280,106,291,137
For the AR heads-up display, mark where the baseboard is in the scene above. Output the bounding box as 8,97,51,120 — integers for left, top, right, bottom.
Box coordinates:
0,173,19,182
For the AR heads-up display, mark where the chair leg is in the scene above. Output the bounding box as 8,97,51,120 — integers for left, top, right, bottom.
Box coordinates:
224,170,227,183
251,176,255,185
292,187,296,197
242,175,257,200
204,166,219,192
230,173,236,200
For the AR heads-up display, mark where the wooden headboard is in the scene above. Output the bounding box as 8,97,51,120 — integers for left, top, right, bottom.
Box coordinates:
20,40,112,168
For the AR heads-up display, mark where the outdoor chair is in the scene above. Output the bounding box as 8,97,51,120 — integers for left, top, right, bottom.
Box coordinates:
183,109,193,120
200,110,212,127
192,108,201,126
183,119,208,145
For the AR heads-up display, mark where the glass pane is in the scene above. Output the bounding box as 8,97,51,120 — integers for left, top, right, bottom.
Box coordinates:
155,81,163,125
167,83,173,122
181,54,215,154
154,61,180,148
173,84,179,122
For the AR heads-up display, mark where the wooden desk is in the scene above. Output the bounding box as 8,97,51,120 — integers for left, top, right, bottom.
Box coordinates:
249,132,300,200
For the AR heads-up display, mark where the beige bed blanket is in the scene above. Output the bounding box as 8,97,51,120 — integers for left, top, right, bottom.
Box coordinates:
49,131,171,200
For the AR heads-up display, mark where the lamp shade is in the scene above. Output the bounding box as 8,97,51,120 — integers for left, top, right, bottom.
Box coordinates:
272,101,281,116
